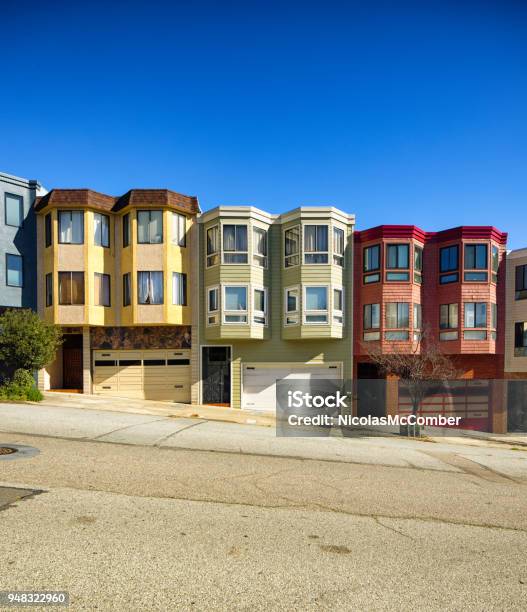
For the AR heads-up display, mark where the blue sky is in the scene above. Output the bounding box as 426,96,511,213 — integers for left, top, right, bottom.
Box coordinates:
1,1,526,247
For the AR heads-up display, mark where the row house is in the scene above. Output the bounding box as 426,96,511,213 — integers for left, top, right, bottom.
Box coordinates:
35,189,200,402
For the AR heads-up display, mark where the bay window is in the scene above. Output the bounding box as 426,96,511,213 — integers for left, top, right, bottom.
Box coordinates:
172,272,187,306
59,211,84,244
363,244,380,284
137,271,163,305
333,227,344,266
172,213,187,247
439,245,459,284
284,226,300,267
304,286,328,324
94,273,111,307
363,303,380,341
385,303,409,340
333,288,343,324
253,288,267,325
137,210,163,244
58,272,84,305
207,286,219,325
386,244,409,281
123,273,131,307
94,213,110,247
464,243,488,282
223,286,248,323
223,225,248,264
304,225,328,264
440,304,458,340
206,225,219,267
464,302,487,340
253,227,268,267
284,286,299,325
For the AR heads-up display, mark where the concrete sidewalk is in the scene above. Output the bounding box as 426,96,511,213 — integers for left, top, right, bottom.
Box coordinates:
40,391,275,427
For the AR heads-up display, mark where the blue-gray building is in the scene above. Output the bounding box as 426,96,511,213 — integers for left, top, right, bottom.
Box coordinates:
0,171,46,311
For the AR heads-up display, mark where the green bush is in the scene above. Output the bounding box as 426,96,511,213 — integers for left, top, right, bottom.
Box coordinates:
0,369,43,402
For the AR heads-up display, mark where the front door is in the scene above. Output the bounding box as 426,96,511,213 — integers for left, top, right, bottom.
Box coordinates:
202,346,231,405
62,334,83,390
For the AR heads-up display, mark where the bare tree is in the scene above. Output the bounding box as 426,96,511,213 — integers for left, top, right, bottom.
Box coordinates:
365,327,459,433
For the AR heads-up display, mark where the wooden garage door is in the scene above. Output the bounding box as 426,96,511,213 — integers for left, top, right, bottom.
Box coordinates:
93,349,190,402
241,363,342,412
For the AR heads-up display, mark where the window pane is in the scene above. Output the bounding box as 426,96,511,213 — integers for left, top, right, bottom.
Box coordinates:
70,212,84,244
304,226,316,251
440,245,458,272
71,272,85,304
207,226,219,258
236,226,248,251
59,212,71,243
398,303,409,327
223,225,236,250
414,247,423,272
149,211,163,243
305,287,327,310
475,245,487,269
334,289,343,311
334,228,344,255
387,245,397,268
6,254,23,286
123,214,130,247
172,272,187,305
386,303,397,328
137,212,148,243
317,226,328,251
253,228,267,256
284,226,300,266
225,286,247,311
364,245,380,271
440,304,448,329
123,274,131,306
208,288,218,312
287,289,298,312
254,289,265,312
371,304,380,328
46,273,53,306
465,303,475,328
5,194,23,226
492,246,499,273
398,245,409,268
172,213,186,246
475,303,487,327
450,304,459,328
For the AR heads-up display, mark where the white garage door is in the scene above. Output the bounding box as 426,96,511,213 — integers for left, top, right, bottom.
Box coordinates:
241,363,342,412
93,349,190,402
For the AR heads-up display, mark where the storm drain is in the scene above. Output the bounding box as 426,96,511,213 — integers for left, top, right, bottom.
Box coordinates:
0,444,40,461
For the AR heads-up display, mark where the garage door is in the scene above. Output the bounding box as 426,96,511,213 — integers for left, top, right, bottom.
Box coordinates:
241,363,342,412
93,349,190,402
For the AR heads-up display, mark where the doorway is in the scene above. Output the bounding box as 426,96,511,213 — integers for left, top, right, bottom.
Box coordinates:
62,334,83,390
202,346,231,406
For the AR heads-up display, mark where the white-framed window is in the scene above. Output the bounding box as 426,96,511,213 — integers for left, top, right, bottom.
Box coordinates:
333,287,343,324
253,287,267,325
223,285,248,323
223,224,248,264
172,213,187,247
207,286,219,325
253,227,268,267
333,227,345,266
206,225,219,267
58,211,84,244
284,286,300,325
172,272,187,305
304,285,329,324
94,213,110,247
284,225,300,268
304,225,329,264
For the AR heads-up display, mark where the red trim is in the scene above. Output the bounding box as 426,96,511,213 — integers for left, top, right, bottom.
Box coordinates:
355,225,507,245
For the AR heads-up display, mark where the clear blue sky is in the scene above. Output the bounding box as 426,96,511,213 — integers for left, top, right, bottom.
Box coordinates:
1,1,526,247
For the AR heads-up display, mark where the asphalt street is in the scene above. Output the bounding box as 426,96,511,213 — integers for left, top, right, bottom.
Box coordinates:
1,402,526,610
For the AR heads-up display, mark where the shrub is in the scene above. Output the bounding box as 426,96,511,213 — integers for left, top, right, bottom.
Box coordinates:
0,309,62,377
0,368,43,402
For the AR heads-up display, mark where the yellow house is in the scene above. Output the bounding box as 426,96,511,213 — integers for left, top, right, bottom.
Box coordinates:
35,188,200,402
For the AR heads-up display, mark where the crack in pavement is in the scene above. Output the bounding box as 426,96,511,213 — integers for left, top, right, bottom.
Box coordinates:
4,481,526,535
90,417,172,441
153,419,209,446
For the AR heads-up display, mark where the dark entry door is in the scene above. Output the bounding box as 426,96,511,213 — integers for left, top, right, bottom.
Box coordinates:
202,346,231,405
63,335,83,390
356,362,386,418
